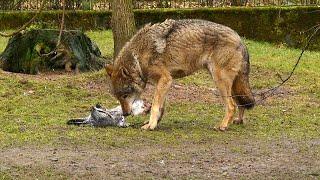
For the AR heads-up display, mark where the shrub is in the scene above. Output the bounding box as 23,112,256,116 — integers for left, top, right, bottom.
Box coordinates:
0,7,319,49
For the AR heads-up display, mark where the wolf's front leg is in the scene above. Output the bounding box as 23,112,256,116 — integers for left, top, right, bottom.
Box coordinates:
142,66,172,130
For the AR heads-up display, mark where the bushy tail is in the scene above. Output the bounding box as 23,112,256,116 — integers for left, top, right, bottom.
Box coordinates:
232,43,255,109
232,74,255,109
67,118,88,125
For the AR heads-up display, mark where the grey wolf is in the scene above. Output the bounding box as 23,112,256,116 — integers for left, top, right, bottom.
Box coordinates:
106,19,255,131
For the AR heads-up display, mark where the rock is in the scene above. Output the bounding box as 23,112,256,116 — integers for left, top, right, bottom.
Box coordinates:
49,157,59,162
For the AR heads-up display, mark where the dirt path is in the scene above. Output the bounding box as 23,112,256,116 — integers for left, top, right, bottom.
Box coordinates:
1,138,319,179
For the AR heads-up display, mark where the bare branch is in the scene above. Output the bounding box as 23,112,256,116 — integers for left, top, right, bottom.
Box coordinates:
0,0,46,37
57,0,66,47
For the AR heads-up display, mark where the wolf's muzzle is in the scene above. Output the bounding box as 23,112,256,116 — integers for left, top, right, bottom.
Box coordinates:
122,112,131,116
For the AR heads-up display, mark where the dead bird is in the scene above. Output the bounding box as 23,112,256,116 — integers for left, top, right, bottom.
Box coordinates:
67,100,150,127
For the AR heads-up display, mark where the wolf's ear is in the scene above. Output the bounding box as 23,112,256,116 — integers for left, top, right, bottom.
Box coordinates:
105,64,113,77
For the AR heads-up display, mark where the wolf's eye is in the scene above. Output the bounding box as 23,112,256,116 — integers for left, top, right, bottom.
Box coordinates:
122,94,128,99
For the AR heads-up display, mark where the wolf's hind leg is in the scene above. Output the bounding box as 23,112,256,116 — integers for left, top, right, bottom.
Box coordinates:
141,65,172,130
208,65,237,131
234,107,245,124
215,80,236,131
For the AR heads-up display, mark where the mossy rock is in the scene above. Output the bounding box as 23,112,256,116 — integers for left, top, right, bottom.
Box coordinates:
0,29,106,74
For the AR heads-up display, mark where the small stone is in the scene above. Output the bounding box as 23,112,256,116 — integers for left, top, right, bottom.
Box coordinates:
159,160,165,166
49,157,58,162
86,165,97,170
221,166,229,171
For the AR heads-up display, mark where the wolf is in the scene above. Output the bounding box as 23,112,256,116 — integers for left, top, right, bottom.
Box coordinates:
106,19,255,131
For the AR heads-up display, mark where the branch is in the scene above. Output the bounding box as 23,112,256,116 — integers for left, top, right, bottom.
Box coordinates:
57,0,66,47
0,0,46,37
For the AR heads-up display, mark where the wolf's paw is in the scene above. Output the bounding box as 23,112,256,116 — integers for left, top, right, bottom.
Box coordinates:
214,126,228,132
233,118,244,125
141,123,157,130
141,124,153,130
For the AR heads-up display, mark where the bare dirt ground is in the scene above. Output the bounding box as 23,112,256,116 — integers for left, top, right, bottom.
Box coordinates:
1,139,319,179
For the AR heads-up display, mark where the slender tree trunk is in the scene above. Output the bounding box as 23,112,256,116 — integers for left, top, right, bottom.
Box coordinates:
231,0,242,5
111,0,136,58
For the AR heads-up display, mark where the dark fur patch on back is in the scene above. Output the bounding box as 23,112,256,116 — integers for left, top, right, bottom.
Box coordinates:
163,23,179,39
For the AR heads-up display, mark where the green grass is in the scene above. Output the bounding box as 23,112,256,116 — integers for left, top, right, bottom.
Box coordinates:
85,30,114,58
0,30,319,150
0,33,9,52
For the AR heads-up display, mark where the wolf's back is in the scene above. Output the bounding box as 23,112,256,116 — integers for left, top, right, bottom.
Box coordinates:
132,19,242,54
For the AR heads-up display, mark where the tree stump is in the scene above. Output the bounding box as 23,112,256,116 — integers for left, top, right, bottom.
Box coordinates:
0,29,106,74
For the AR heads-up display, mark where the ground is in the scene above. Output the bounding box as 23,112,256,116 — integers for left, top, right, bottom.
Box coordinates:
0,31,319,179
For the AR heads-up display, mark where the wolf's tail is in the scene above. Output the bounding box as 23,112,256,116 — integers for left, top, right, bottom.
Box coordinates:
232,43,255,109
67,118,88,125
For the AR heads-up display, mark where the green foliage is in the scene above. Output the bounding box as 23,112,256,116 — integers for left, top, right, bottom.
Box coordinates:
0,7,319,49
134,7,320,50
0,10,112,31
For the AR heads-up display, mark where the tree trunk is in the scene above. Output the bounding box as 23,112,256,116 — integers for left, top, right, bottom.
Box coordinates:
231,0,243,6
111,0,136,58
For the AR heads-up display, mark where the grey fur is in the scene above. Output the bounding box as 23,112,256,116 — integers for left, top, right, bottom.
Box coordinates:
67,105,128,127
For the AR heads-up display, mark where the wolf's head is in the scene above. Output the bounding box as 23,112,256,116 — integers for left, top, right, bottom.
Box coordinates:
105,51,146,116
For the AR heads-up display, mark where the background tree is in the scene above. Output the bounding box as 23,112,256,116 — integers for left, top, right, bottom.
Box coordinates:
111,0,136,58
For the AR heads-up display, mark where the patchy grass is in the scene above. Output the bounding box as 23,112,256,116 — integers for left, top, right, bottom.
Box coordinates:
0,30,319,179
0,32,9,52
85,30,114,58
